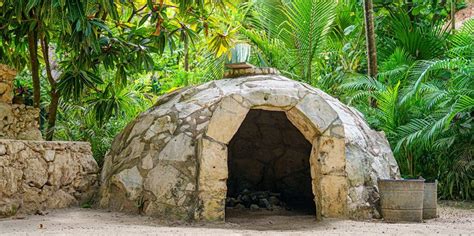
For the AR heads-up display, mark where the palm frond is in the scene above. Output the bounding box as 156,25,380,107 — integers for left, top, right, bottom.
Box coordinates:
253,0,336,81
401,58,467,104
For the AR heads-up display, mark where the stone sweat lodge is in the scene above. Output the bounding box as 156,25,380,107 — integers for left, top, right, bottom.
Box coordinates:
99,68,400,221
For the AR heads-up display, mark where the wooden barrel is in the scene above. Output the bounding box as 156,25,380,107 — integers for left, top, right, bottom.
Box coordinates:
378,179,425,222
423,180,438,219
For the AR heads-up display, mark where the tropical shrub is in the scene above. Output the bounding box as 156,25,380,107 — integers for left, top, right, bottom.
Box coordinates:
339,19,473,200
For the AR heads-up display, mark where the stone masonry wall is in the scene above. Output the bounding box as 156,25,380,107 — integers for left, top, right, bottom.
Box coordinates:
0,103,42,140
0,64,15,104
0,64,42,140
0,139,99,217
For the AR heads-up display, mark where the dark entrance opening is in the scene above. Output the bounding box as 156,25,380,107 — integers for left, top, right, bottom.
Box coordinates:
226,109,315,217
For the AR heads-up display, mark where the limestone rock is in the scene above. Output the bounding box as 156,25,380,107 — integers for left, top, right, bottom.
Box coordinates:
143,115,177,140
24,158,48,188
206,96,249,144
198,138,228,192
141,154,154,170
0,144,6,155
111,166,143,201
0,166,22,197
0,64,15,104
0,199,20,217
49,152,77,186
143,163,193,212
157,133,194,162
43,150,55,162
45,189,77,209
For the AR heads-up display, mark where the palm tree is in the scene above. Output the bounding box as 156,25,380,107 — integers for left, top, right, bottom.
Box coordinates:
362,0,378,108
245,0,337,82
363,0,378,78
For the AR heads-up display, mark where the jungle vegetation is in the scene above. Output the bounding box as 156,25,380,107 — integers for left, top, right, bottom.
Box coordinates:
0,0,472,200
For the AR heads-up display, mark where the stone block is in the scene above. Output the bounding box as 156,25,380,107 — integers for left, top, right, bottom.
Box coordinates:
198,190,226,221
318,136,346,175
206,96,249,144
111,166,143,201
320,175,348,217
198,138,228,191
157,133,194,162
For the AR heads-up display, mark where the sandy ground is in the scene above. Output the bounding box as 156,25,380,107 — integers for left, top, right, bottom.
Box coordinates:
0,201,472,235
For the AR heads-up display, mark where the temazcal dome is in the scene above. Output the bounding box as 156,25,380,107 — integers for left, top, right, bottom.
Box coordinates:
99,68,400,222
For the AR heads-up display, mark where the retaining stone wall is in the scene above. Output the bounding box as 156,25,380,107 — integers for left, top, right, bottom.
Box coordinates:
0,139,99,217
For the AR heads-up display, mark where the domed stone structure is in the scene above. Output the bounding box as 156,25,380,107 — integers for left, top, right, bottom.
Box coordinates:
99,71,400,222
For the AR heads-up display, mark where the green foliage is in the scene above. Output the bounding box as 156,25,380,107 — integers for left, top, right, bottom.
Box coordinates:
339,18,473,200
379,12,449,60
81,202,92,209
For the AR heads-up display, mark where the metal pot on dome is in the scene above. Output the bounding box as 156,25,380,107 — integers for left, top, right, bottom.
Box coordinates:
224,43,279,78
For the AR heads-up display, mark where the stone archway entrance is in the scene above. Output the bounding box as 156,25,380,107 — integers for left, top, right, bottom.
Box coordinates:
198,95,348,221
226,109,315,215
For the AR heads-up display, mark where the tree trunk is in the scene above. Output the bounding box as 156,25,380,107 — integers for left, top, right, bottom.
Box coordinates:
45,90,60,141
363,0,378,78
27,31,41,109
363,0,378,107
184,39,189,71
41,37,60,141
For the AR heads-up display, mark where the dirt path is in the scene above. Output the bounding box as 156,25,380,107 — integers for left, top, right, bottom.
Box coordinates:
0,201,472,235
